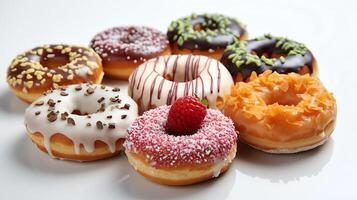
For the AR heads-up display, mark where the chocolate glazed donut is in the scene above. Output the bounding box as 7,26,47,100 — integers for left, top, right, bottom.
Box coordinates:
167,13,248,60
220,34,318,82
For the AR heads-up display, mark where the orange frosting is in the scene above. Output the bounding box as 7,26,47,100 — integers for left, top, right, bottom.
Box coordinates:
224,70,336,144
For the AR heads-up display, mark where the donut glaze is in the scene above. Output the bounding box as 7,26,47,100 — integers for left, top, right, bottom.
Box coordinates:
221,34,317,81
7,44,103,103
25,84,138,161
224,71,336,153
128,55,234,113
168,13,247,51
90,26,171,79
124,105,237,185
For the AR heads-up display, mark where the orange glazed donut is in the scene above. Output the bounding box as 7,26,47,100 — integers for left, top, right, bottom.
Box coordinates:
90,26,171,80
224,71,337,153
6,44,103,103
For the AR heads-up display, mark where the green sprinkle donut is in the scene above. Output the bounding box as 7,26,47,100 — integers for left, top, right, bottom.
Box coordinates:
167,13,247,59
220,34,318,81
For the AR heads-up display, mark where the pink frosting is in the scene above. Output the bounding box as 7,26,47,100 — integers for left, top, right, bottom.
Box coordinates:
124,105,237,168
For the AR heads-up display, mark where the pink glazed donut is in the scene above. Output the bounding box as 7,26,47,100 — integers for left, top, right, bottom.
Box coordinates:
128,55,234,113
124,105,237,185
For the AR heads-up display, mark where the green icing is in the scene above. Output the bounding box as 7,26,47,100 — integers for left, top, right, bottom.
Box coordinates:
274,36,308,55
168,13,243,47
279,56,286,63
225,34,308,69
261,55,275,66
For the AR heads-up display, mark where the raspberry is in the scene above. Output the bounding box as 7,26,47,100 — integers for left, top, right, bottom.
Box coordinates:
166,96,207,136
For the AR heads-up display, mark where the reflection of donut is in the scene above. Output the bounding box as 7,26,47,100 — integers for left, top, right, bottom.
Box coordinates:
224,71,337,153
90,26,171,80
124,105,237,185
167,13,247,60
128,55,234,113
221,34,318,82
25,84,138,161
7,44,103,103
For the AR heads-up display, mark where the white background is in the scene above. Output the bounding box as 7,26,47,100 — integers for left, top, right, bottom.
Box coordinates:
0,0,356,199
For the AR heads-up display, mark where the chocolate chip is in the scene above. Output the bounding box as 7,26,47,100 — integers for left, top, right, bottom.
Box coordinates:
60,112,68,120
106,115,112,119
35,111,41,116
35,100,44,106
97,97,105,103
108,123,115,129
86,87,94,95
86,123,91,127
47,99,56,107
47,107,55,112
60,91,68,96
121,115,127,119
98,103,105,112
75,85,82,91
121,104,130,110
112,87,120,92
60,88,66,91
57,100,62,103
110,97,121,103
67,117,75,125
87,115,91,118
100,85,106,89
47,111,57,122
96,121,103,129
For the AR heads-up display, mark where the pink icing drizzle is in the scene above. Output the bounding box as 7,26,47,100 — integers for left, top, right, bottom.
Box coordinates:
124,105,238,168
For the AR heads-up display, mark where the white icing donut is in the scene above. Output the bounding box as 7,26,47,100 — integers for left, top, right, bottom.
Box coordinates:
128,55,233,112
24,84,138,159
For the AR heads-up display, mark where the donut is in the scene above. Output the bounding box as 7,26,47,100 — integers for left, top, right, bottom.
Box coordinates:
90,26,171,80
167,13,247,60
128,55,234,113
221,34,318,82
6,44,103,103
223,71,337,153
124,105,237,185
24,84,138,161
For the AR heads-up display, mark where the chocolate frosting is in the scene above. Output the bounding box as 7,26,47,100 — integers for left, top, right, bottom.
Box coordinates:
221,35,314,81
167,13,247,51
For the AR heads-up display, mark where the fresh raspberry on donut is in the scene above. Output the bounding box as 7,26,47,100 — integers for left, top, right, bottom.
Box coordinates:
166,96,207,135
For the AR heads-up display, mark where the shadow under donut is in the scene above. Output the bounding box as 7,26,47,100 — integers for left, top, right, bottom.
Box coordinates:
11,134,122,175
0,89,28,115
235,138,334,183
110,155,237,200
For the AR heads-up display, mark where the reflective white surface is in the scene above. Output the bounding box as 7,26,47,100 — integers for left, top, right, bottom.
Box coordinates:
0,0,356,199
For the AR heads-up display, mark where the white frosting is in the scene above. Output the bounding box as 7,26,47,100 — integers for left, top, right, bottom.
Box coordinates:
128,55,234,112
24,84,138,157
212,158,225,178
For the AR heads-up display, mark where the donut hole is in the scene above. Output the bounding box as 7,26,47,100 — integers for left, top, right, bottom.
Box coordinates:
193,23,204,32
163,70,199,82
69,95,106,116
263,90,302,106
40,53,70,69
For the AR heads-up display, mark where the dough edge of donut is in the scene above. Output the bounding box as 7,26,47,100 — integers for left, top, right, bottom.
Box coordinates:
240,119,336,154
125,144,237,185
27,131,125,161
